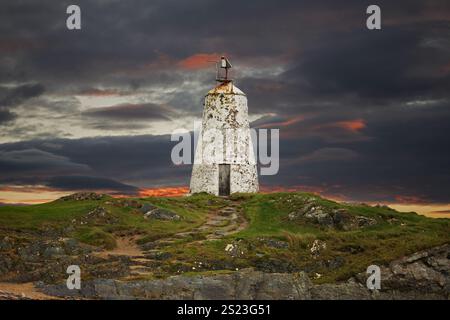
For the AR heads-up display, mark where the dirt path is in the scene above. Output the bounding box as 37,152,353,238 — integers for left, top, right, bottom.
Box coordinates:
94,236,144,258
0,201,249,296
0,282,60,300
147,203,248,248
119,201,248,278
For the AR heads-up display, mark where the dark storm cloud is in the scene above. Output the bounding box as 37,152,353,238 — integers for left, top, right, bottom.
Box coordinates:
240,23,450,116
282,28,450,102
0,109,16,125
0,134,190,195
82,103,174,121
0,83,45,126
47,175,138,193
0,148,90,184
0,83,45,107
0,0,450,203
79,102,178,130
0,134,189,189
259,100,450,203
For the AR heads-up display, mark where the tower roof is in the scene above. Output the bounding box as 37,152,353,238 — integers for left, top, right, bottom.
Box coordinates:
206,81,245,96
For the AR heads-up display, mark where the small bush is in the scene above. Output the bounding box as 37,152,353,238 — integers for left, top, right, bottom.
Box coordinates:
75,227,116,249
284,232,316,250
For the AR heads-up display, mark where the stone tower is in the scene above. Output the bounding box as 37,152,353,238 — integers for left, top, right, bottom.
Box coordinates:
189,57,259,196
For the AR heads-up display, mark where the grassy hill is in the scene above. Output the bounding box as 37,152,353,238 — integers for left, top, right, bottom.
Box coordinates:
0,192,448,284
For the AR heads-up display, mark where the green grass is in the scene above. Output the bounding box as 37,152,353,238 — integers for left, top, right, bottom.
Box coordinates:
233,193,323,237
226,192,449,283
0,195,214,248
0,191,448,284
0,200,99,230
74,227,117,249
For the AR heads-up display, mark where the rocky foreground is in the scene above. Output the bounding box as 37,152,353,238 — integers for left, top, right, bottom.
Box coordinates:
36,244,449,300
0,192,448,299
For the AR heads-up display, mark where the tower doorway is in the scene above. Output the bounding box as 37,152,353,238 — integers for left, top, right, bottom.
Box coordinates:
218,164,231,196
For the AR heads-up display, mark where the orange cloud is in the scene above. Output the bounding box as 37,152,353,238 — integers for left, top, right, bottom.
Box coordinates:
0,185,71,204
260,184,325,195
394,194,430,204
441,62,450,75
178,53,220,70
138,186,189,197
261,115,305,128
0,39,41,53
314,119,366,133
334,119,366,132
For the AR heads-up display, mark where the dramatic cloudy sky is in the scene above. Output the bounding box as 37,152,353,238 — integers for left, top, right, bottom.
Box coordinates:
1,0,449,214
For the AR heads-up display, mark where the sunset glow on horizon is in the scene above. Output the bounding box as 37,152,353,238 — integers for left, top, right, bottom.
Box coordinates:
2,185,449,219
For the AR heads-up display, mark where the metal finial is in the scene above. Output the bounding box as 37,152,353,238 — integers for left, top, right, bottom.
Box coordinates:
216,56,232,82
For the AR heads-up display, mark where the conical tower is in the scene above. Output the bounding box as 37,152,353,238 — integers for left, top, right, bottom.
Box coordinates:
190,57,259,196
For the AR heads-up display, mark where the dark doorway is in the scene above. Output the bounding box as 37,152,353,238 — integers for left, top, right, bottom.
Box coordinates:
219,164,231,196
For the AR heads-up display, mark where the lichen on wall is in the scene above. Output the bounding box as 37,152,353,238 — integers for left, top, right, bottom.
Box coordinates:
190,82,259,195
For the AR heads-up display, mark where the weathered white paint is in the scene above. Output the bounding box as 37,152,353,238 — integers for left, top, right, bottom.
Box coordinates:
190,81,259,195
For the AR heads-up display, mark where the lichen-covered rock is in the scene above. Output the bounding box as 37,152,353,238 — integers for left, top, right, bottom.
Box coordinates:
71,206,118,225
60,192,106,201
139,203,157,213
288,197,377,230
114,199,142,208
0,290,31,300
36,244,450,300
40,269,313,300
257,237,289,249
224,242,245,258
144,208,180,221
310,239,327,257
364,244,450,295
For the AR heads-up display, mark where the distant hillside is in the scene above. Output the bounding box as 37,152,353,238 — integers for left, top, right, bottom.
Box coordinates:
0,192,448,299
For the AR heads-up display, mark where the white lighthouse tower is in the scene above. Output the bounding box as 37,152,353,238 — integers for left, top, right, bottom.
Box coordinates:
190,57,259,196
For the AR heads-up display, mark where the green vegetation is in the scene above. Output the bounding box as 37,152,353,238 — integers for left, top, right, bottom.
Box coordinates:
74,227,117,249
0,192,448,283
0,200,98,230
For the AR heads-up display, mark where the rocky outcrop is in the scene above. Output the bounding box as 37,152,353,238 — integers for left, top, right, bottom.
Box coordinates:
38,244,449,300
0,236,129,283
356,244,450,296
140,204,181,221
288,197,377,230
74,206,118,225
59,192,107,201
39,269,313,300
0,290,31,300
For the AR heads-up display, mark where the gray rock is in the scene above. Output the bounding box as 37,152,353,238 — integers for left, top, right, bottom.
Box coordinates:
40,269,313,300
288,198,378,230
43,246,65,258
83,206,118,224
355,216,378,227
140,203,157,213
60,192,106,201
35,244,450,300
62,238,79,251
258,238,289,249
145,251,172,260
311,278,374,300
0,237,13,251
144,208,180,221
